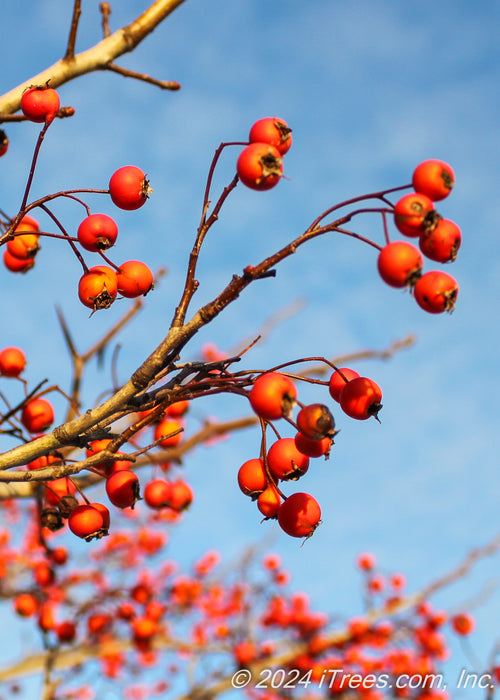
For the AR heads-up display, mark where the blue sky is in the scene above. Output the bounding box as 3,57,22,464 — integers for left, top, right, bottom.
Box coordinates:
1,0,499,697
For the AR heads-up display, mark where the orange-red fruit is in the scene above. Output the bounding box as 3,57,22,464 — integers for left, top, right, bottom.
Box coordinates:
0,346,26,377
109,166,151,210
168,480,193,511
394,192,437,237
116,260,154,298
68,504,106,541
294,432,332,458
236,143,283,190
234,640,257,666
13,215,40,233
144,479,172,509
21,397,55,432
451,612,475,636
267,438,309,481
413,270,459,314
21,86,60,124
43,477,76,506
339,377,382,421
257,484,282,519
356,552,376,571
418,219,461,263
3,248,35,273
296,403,335,441
377,241,423,288
78,265,118,310
14,592,39,617
249,372,297,421
154,418,183,447
77,213,118,252
249,117,292,155
7,231,40,259
412,159,455,201
106,470,141,509
165,400,189,417
328,367,360,402
237,458,268,498
57,620,77,643
277,492,321,538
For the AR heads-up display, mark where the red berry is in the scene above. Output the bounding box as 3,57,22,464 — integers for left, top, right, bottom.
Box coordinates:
249,117,292,155
3,248,35,273
86,439,132,475
77,214,118,252
356,552,376,571
105,470,141,509
237,143,283,190
277,492,321,539
413,270,459,314
0,129,8,157
144,479,172,509
418,218,461,263
257,484,282,519
68,504,107,541
328,367,360,402
0,346,26,377
339,377,382,421
21,397,55,432
267,438,309,481
294,432,332,458
412,159,455,201
7,231,40,260
153,418,183,447
14,592,39,617
237,458,268,498
394,193,438,237
249,372,297,421
296,403,335,441
78,265,118,311
116,260,154,298
167,480,193,511
451,612,475,636
21,85,60,124
377,241,423,288
109,166,151,210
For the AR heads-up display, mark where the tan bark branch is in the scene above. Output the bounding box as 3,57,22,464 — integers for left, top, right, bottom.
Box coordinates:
0,0,188,115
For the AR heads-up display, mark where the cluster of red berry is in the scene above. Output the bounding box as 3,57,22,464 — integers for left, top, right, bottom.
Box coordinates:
236,117,292,190
239,367,382,539
378,159,460,313
1,85,154,311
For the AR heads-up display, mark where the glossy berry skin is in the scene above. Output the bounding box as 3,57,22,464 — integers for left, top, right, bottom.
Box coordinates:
109,166,151,210
7,231,40,260
14,593,39,617
249,372,297,421
43,477,76,507
236,143,283,190
116,260,154,298
418,219,461,263
78,265,118,310
296,403,335,441
267,438,309,481
13,214,40,233
21,86,60,124
294,432,332,458
257,484,282,519
249,117,292,155
0,346,26,377
77,214,118,252
86,439,132,475
237,458,268,498
277,492,321,538
21,397,55,432
412,159,455,201
144,479,172,509
339,377,382,421
105,470,141,509
3,248,35,273
394,193,437,237
68,504,106,541
377,241,423,288
414,270,459,313
168,480,193,511
328,367,360,402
